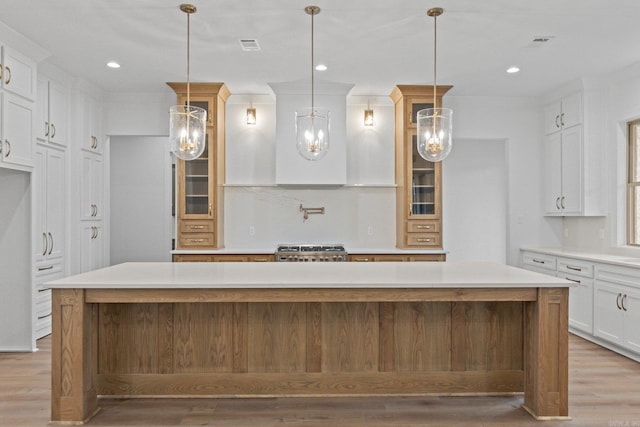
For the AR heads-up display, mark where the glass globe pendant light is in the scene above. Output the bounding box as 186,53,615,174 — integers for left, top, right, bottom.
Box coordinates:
169,4,207,161
416,7,453,162
296,6,330,161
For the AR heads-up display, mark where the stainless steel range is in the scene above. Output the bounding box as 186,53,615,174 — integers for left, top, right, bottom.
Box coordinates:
275,244,348,262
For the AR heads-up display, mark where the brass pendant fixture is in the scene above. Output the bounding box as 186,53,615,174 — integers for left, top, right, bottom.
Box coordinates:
169,3,207,161
416,7,453,162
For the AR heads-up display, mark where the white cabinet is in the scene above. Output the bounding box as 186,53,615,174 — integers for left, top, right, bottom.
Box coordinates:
595,264,640,354
1,45,36,101
521,251,556,275
544,92,582,135
557,257,594,334
33,144,65,263
80,151,103,220
80,223,104,273
82,95,102,152
0,92,33,170
36,78,67,146
542,85,605,216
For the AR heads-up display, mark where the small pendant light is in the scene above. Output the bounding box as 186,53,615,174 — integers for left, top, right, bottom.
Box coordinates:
416,7,453,162
295,6,330,161
169,4,207,161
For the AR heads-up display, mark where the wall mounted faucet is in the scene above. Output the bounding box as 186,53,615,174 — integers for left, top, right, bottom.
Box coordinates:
299,204,325,222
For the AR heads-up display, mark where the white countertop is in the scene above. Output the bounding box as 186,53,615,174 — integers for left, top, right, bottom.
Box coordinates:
47,261,572,289
521,247,640,268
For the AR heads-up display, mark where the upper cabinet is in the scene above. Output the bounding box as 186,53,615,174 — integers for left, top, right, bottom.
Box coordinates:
390,85,452,249
81,94,102,153
0,44,35,171
544,92,582,135
1,45,36,101
167,82,229,250
542,84,605,216
36,77,67,147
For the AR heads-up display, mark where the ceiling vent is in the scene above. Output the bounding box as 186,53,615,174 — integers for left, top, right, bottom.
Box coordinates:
239,39,261,51
525,36,555,49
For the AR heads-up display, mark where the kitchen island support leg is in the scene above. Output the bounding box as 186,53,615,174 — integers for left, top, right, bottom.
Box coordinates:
523,287,569,419
51,289,98,424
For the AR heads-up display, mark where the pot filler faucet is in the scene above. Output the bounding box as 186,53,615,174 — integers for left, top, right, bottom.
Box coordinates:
299,204,325,221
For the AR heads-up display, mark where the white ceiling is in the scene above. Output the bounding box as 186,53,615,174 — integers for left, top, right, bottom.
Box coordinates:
2,0,640,98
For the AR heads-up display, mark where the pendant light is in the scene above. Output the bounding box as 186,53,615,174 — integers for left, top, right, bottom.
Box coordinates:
296,5,330,161
169,4,207,161
416,7,453,162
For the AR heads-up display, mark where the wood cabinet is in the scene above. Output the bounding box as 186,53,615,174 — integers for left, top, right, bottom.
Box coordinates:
173,254,275,262
36,77,67,146
389,85,451,249
167,83,229,249
543,87,605,216
349,253,445,262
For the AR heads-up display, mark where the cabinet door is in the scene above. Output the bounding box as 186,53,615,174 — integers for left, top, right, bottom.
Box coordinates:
560,126,582,214
47,81,66,146
622,289,640,353
81,152,103,220
543,133,563,215
179,129,213,219
594,281,625,346
1,94,33,168
32,146,47,262
1,46,36,101
408,132,439,217
81,223,103,273
46,147,65,260
560,92,582,130
562,273,593,334
35,78,48,142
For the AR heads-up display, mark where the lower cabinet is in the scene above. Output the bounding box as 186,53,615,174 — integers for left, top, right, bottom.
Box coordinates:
349,254,445,262
81,223,104,273
521,249,640,362
173,254,275,262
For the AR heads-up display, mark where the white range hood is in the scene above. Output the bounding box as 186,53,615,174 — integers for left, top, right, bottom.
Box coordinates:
268,80,354,186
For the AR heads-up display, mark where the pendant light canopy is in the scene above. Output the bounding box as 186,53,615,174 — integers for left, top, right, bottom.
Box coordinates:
296,5,330,161
417,7,453,162
169,4,207,161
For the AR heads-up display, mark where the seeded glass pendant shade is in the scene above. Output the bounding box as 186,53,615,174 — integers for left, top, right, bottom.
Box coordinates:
169,4,207,161
416,7,453,162
296,6,330,161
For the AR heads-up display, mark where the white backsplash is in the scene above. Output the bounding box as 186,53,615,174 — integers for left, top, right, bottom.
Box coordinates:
223,186,396,248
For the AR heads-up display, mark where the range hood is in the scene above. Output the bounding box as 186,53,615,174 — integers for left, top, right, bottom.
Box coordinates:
268,80,354,186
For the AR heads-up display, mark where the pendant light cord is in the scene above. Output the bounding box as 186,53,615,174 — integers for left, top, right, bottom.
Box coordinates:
433,12,437,110
311,10,315,111
186,10,191,108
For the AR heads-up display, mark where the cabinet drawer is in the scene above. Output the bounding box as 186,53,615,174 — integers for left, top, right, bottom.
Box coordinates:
36,287,51,304
180,220,214,233
522,252,557,272
406,233,441,247
173,254,214,262
557,257,593,278
178,233,215,247
407,220,440,233
247,255,274,262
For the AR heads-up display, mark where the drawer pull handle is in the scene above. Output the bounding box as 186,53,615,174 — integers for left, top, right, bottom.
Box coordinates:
564,277,580,284
4,65,10,84
45,121,50,136
416,225,432,229
190,239,204,243
38,265,54,271
417,238,432,243
555,197,561,210
253,258,269,262
51,123,56,138
190,225,205,229
354,258,369,262
616,293,622,310
37,313,52,320
566,265,582,272
532,259,545,264
621,294,628,312
4,140,10,157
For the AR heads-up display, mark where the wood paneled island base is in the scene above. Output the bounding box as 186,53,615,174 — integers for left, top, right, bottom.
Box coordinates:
48,262,570,424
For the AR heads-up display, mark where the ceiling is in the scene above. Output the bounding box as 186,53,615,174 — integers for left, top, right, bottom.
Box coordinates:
2,0,640,98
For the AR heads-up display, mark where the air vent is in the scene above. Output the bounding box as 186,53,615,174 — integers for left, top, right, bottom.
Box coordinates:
239,39,261,51
532,36,554,43
525,36,555,49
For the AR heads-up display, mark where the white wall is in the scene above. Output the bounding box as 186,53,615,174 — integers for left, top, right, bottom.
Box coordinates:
106,91,559,266
109,136,173,263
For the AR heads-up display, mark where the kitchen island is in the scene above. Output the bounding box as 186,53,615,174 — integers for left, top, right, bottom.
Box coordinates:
48,262,571,423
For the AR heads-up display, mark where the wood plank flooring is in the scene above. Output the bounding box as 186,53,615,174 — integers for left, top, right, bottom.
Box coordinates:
1,334,639,426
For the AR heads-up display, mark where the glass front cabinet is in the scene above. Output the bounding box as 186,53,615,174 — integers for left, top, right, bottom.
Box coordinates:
167,83,230,249
390,85,451,249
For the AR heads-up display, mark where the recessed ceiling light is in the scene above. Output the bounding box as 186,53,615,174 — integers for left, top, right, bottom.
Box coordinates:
106,61,121,69
506,66,520,74
315,64,327,71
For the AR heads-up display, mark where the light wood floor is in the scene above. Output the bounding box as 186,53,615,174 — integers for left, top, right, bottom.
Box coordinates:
1,334,639,426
